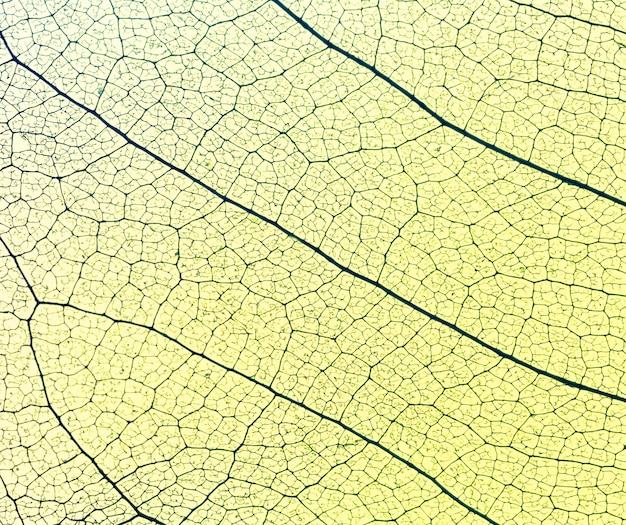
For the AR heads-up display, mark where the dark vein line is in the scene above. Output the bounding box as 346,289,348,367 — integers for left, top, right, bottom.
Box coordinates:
24,319,167,525
508,0,626,35
0,475,25,525
2,33,624,405
0,236,39,304
38,300,500,525
0,236,164,524
268,0,626,209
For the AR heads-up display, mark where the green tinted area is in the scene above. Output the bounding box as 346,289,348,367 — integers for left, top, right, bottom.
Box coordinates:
1,0,625,524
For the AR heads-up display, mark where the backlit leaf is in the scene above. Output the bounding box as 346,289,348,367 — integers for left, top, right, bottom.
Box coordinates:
1,0,625,524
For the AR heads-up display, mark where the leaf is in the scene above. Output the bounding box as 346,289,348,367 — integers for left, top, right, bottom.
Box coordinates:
1,0,625,524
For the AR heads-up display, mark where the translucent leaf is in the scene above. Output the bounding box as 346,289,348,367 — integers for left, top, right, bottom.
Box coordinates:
1,1,625,524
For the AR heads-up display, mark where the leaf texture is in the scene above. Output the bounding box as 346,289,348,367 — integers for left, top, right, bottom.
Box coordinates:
0,0,625,524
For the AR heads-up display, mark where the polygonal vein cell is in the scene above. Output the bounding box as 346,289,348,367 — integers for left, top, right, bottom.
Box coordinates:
1,10,625,404
1,1,625,525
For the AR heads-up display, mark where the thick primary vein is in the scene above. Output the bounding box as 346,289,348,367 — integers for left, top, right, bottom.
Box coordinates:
268,0,626,209
1,237,165,524
37,300,501,525
27,333,168,525
2,33,624,405
0,236,39,305
0,476,24,525
508,0,626,34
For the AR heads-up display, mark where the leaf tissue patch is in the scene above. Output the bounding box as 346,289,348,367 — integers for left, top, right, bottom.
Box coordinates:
1,0,625,524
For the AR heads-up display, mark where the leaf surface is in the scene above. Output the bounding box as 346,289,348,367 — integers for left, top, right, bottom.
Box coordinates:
1,1,625,524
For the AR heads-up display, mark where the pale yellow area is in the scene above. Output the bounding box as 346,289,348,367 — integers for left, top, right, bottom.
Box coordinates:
1,0,626,524
0,313,134,524
281,0,626,195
